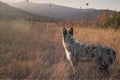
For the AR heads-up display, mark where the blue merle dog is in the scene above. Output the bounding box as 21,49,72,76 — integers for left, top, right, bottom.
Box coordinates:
62,27,116,74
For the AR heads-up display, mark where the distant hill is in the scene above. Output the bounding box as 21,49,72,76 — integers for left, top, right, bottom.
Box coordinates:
0,1,55,22
10,2,114,21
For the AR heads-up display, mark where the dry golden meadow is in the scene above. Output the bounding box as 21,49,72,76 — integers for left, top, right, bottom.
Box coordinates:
0,20,120,79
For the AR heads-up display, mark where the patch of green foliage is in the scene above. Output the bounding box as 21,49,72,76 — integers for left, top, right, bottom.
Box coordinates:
104,12,120,28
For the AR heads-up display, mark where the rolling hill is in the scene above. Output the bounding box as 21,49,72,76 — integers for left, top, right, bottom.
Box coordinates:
0,1,55,22
10,2,114,21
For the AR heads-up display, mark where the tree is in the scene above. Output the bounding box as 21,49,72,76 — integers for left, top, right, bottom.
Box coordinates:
96,9,109,27
104,12,120,28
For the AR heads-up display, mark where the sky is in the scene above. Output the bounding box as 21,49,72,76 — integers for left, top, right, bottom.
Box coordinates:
0,0,120,11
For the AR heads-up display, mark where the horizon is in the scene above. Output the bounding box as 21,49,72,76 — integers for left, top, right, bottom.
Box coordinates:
0,0,120,11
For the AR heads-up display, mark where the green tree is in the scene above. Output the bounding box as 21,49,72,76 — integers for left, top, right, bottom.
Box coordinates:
104,12,120,28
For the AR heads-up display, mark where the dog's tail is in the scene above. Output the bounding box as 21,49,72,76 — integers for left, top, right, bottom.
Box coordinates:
96,47,116,73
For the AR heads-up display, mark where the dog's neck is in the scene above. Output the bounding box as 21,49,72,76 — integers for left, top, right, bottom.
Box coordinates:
63,37,84,48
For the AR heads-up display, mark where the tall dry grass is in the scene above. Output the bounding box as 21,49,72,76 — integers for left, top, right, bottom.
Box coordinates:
0,21,120,79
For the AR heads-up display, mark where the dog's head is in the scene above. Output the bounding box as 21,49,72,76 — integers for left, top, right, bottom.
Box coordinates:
63,27,74,42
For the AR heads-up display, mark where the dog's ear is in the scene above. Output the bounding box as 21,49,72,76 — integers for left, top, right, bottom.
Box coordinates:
69,27,73,35
63,27,67,35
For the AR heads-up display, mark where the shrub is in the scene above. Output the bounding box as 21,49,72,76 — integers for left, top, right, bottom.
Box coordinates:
104,12,120,28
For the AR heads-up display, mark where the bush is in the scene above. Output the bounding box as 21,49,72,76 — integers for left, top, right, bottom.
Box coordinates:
104,12,120,28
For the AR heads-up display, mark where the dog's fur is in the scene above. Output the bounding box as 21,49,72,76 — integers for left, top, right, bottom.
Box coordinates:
62,27,116,74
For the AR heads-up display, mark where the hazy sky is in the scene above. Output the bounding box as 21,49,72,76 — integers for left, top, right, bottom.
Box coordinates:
0,0,120,11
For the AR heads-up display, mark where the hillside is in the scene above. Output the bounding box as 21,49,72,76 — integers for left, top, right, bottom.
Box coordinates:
0,1,55,22
10,2,114,21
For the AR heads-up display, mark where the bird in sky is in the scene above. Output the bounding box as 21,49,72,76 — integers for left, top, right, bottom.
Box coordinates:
86,3,89,6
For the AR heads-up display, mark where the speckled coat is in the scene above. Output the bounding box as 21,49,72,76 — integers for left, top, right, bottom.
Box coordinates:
62,27,116,73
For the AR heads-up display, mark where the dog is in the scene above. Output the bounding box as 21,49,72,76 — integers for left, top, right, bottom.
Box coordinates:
62,27,116,74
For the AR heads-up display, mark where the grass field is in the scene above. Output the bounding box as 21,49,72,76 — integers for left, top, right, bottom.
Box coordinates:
0,21,120,79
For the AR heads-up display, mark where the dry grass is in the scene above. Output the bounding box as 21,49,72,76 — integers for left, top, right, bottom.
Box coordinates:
0,21,120,79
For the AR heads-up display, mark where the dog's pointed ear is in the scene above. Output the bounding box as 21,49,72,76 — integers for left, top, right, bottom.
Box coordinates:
69,27,73,35
63,27,67,35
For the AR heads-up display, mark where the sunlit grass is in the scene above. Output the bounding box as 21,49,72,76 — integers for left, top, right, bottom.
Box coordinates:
0,21,120,79
12,19,32,34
